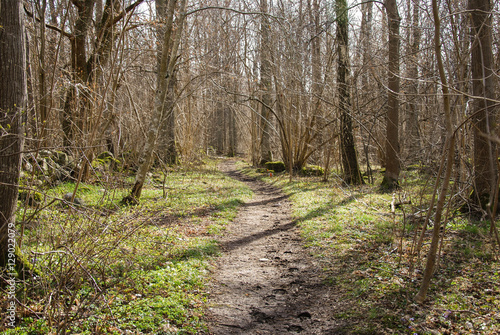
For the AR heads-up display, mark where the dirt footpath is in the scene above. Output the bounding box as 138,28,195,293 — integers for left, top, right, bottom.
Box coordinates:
205,161,346,334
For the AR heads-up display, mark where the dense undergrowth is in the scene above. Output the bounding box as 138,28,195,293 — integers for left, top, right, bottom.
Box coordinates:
2,160,253,334
240,162,500,334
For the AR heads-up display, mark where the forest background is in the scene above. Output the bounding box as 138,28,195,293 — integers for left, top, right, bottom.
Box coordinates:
1,0,499,333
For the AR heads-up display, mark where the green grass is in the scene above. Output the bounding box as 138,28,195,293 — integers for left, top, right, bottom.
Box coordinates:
6,160,500,334
4,161,252,334
240,162,500,334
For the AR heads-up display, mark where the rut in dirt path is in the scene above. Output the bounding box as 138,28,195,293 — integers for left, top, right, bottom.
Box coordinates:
206,161,346,334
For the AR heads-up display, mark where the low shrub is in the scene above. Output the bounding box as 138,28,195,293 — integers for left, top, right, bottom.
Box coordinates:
264,161,286,173
300,165,324,176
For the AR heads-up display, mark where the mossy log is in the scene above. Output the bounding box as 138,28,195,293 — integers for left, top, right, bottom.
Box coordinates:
13,245,44,281
264,161,286,173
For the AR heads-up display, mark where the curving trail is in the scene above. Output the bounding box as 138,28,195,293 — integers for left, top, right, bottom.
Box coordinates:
205,161,345,334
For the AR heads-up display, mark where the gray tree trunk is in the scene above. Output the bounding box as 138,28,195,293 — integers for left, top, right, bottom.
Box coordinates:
414,0,455,303
157,0,178,165
259,0,273,164
0,0,26,267
336,0,363,184
125,0,186,203
61,0,95,151
381,0,401,190
36,0,49,141
215,102,225,155
469,0,497,209
406,0,421,163
359,0,374,183
228,106,237,157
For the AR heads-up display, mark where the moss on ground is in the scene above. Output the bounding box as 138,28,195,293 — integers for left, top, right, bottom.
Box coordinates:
240,162,500,334
3,161,252,334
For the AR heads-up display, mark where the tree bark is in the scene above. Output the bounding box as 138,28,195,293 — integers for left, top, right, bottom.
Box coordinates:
0,0,27,267
359,0,374,183
60,0,95,150
406,0,421,163
469,0,497,209
360,0,373,92
124,0,186,203
215,102,225,155
36,0,49,141
228,106,237,157
259,0,273,164
415,0,455,303
381,0,401,190
336,0,363,185
157,0,178,165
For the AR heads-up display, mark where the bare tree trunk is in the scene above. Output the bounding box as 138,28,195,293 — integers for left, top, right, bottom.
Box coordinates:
406,0,421,163
259,0,273,164
469,0,497,209
337,0,363,185
36,0,49,142
60,0,140,155
159,71,178,164
251,100,259,165
124,0,186,203
0,0,26,267
157,0,178,165
360,0,374,182
228,106,237,157
60,0,95,151
381,0,401,190
360,0,373,90
215,102,225,155
415,0,455,303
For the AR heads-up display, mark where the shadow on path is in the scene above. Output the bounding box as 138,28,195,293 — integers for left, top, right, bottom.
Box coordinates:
206,160,346,334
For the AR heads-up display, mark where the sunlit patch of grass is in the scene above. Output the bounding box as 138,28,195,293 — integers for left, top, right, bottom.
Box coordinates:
101,259,209,333
238,161,500,334
5,161,252,334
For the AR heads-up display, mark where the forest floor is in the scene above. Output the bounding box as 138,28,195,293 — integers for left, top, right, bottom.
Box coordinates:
205,160,345,334
3,157,499,334
205,159,500,335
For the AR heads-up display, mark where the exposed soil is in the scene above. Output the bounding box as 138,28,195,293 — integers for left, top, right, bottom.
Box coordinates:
205,161,347,334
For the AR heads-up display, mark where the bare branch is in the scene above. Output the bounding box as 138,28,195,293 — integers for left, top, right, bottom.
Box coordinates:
24,5,73,39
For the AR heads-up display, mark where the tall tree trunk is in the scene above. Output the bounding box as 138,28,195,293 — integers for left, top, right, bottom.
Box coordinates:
36,0,49,142
89,0,122,82
227,76,238,158
215,102,225,155
336,0,363,184
124,0,186,203
259,0,273,164
228,106,237,157
360,0,374,182
61,0,138,154
61,0,95,151
469,0,497,209
251,101,259,165
158,70,178,164
381,0,401,190
415,0,455,303
406,0,421,163
157,0,178,165
360,0,373,92
309,0,328,172
0,0,26,267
